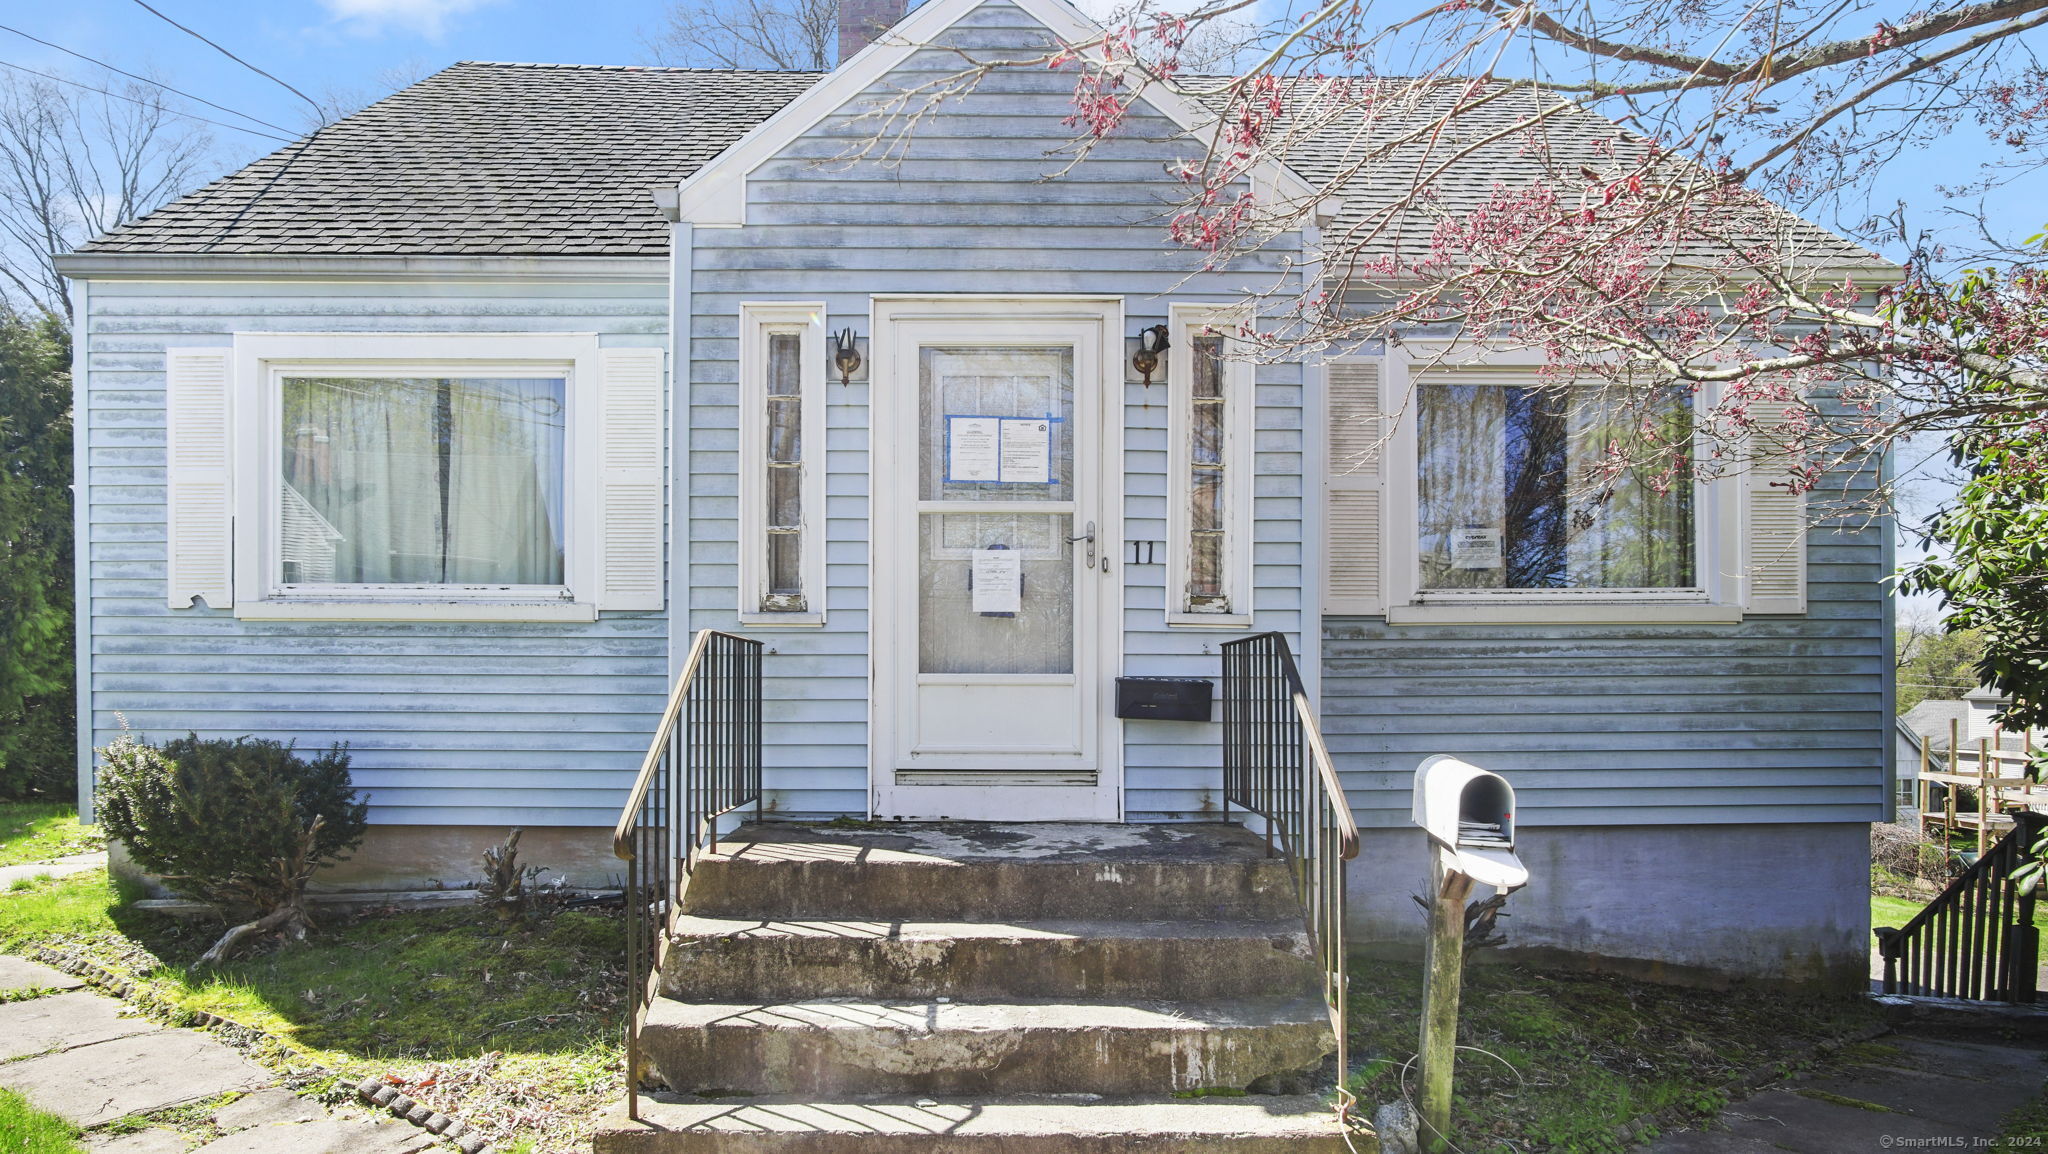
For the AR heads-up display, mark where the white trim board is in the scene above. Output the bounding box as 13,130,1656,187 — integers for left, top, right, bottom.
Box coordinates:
53,254,668,284
70,278,94,819
671,0,1319,228
1163,302,1254,627
226,332,608,619
1376,342,1751,621
737,301,830,626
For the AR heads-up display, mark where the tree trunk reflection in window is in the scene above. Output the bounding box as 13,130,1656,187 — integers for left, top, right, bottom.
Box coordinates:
1417,383,1693,590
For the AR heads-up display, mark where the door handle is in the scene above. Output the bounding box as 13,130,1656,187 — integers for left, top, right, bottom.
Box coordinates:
1068,521,1096,569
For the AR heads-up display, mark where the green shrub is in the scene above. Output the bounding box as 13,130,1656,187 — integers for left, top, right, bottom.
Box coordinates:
94,734,367,924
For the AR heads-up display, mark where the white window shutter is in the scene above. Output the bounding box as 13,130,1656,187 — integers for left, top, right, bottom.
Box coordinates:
164,347,234,609
1742,402,1807,614
1324,359,1385,614
596,348,666,611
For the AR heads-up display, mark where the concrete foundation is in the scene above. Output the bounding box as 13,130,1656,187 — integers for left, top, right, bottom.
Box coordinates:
1347,823,1872,990
113,817,1870,990
109,824,622,897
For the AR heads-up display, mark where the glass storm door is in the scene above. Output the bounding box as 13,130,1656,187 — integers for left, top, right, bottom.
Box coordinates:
870,302,1119,822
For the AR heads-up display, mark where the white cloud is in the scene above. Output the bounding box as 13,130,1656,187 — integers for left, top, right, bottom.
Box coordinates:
318,0,499,39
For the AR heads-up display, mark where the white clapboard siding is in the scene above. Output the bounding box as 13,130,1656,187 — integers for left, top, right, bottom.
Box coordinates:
598,347,666,610
164,347,234,609
1324,359,1383,614
1744,402,1807,614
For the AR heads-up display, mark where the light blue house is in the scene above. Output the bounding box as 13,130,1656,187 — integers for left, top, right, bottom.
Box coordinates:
59,0,1890,985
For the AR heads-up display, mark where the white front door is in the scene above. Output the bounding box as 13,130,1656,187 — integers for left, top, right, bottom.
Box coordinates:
870,297,1122,822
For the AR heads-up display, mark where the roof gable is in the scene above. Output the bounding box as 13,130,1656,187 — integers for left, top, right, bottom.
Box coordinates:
671,0,1319,228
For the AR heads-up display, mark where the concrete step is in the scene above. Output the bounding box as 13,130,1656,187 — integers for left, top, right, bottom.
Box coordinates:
682,822,1298,922
640,996,1336,1098
661,916,1317,1002
593,1093,1367,1153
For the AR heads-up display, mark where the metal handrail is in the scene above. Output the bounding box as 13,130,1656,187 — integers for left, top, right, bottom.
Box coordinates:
1877,810,2043,1003
611,629,763,1120
1220,632,1361,1111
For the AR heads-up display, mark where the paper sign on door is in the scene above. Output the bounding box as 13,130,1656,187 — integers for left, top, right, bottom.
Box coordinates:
999,419,1051,484
947,415,1052,483
971,548,1023,614
946,417,1001,483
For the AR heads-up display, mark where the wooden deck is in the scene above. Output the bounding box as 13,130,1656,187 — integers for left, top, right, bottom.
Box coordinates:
1914,720,2042,852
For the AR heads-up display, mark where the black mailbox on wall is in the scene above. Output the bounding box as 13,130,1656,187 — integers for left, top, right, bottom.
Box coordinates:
1115,676,1214,721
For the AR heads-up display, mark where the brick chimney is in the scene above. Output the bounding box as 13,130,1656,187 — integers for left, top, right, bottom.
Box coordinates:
838,0,907,64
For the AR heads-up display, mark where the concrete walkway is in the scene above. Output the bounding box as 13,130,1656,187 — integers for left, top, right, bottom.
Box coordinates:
0,955,449,1153
0,851,109,890
1640,1029,2048,1153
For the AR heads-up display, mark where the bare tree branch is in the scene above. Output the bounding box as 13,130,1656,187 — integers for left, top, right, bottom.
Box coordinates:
641,0,840,70
0,69,213,319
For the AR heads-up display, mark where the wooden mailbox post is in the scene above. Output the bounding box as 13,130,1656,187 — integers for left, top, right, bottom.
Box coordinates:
1413,755,1530,1154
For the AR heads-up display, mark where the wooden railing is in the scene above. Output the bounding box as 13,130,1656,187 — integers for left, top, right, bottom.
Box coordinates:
1916,719,2039,854
1877,810,2044,1003
1220,632,1361,1106
611,629,763,1120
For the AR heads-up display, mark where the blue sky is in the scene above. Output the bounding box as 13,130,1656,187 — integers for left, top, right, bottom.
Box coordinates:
6,1,669,154
6,0,2016,624
10,0,2033,245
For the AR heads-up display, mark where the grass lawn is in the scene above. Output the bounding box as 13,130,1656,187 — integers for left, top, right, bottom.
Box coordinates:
1872,892,1929,935
0,804,100,868
0,1086,85,1153
1870,890,2048,938
1345,961,1883,1153
0,869,623,1154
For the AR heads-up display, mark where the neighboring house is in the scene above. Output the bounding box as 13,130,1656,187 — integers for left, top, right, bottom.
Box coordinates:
1898,700,1974,814
58,0,1892,986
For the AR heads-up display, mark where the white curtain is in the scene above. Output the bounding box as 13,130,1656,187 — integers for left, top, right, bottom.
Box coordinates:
1417,384,1508,589
445,379,564,585
281,376,564,587
1562,390,1693,589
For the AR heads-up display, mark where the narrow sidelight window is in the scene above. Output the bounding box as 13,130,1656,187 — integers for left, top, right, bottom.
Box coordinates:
740,303,827,623
1187,333,1227,607
764,332,804,604
1166,305,1253,624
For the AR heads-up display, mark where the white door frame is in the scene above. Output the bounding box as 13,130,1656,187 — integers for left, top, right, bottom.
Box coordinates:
868,295,1125,822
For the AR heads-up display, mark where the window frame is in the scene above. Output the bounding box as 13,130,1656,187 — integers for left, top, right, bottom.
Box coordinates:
1165,303,1255,627
737,302,827,626
1382,342,1740,625
230,332,602,621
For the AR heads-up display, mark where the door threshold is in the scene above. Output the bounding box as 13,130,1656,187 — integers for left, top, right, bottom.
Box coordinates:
894,770,1098,787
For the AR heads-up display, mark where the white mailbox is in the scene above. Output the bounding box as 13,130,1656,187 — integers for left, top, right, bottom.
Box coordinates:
1412,754,1528,889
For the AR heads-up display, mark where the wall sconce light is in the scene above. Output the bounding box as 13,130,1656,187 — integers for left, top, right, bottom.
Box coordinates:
833,328,863,385
1132,324,1171,386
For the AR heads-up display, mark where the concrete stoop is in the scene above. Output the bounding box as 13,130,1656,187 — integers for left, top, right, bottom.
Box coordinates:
592,822,1366,1153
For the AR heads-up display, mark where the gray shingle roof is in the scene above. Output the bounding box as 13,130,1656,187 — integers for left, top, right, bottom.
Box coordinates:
1903,699,1974,741
80,62,823,256
1192,77,1882,272
81,62,1882,272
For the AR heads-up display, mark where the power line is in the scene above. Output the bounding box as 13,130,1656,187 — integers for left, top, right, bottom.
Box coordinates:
0,58,295,142
0,22,297,136
124,0,323,118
